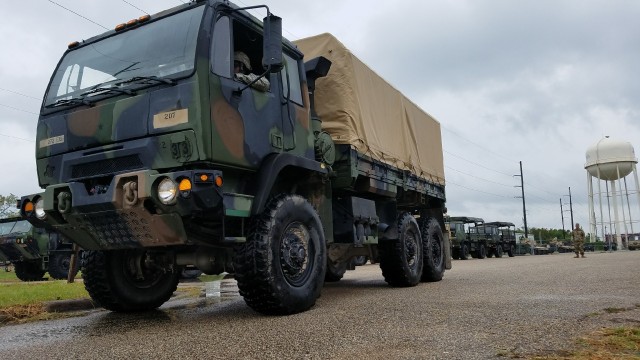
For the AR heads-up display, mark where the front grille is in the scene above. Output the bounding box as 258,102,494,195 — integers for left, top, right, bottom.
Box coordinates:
71,154,143,179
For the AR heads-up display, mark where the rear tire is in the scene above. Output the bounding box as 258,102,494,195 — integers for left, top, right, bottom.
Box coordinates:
14,261,45,282
81,249,179,312
420,217,445,282
48,252,73,280
325,260,347,282
477,244,487,259
495,245,504,258
379,213,423,287
507,244,516,257
460,243,470,260
352,255,368,266
234,194,326,315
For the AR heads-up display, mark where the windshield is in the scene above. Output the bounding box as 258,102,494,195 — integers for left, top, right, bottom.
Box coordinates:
0,220,31,235
45,6,204,106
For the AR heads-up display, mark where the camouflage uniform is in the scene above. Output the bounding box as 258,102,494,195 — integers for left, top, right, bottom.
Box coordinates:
572,224,585,258
234,51,270,92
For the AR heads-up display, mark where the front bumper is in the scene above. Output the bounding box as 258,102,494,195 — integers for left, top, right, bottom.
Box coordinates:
21,169,224,251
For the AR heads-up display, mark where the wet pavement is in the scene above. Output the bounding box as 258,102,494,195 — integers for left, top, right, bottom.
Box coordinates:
0,251,639,359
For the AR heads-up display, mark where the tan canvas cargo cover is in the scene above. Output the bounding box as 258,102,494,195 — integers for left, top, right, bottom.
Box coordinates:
293,33,445,185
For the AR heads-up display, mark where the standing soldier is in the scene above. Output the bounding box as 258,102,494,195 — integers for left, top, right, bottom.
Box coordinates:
572,223,586,258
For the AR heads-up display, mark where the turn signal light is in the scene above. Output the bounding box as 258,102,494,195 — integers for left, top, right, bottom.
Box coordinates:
215,175,223,187
24,201,34,214
179,179,192,191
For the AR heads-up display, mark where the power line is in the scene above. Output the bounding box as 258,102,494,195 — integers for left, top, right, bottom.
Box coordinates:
444,149,513,177
47,0,109,30
120,0,148,15
446,165,514,188
446,179,512,199
0,103,38,115
0,133,33,143
0,87,40,101
442,125,518,164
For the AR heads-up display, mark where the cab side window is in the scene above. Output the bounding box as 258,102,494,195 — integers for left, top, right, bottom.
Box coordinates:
280,53,302,105
211,16,231,78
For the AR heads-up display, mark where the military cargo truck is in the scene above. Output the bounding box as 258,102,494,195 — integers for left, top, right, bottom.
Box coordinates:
483,221,516,257
447,216,484,260
20,1,449,315
0,217,75,281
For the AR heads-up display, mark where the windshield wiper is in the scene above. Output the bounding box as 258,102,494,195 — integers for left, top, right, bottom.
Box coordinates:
45,97,93,109
81,87,136,97
115,76,176,86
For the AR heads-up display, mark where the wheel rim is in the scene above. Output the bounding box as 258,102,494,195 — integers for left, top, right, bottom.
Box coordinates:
122,251,165,289
405,229,419,269
279,222,312,287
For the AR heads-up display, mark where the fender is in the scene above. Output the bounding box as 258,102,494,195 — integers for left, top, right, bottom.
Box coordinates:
251,152,328,215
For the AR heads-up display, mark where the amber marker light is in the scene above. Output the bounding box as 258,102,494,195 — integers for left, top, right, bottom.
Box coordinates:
23,201,34,215
115,23,126,31
126,19,138,27
215,175,223,187
68,41,80,49
199,174,209,182
179,179,192,192
139,15,151,23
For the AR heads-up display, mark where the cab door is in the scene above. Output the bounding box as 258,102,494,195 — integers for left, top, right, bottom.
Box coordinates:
209,14,283,169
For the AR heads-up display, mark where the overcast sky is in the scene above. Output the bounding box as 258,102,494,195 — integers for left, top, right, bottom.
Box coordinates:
1,0,639,236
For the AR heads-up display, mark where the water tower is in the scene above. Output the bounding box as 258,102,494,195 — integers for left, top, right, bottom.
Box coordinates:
585,136,639,249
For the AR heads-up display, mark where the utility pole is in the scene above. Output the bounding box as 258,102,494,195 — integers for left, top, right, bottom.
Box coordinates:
568,187,574,230
560,198,566,239
514,161,528,238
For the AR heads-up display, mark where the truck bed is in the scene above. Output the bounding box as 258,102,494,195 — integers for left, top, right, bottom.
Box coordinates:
332,144,445,202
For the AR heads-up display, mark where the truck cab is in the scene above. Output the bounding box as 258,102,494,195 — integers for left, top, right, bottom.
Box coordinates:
0,217,74,281
447,216,484,260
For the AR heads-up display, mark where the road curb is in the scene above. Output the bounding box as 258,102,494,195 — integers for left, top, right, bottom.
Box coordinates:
43,299,98,313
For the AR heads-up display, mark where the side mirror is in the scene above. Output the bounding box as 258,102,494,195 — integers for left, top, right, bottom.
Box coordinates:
263,15,283,73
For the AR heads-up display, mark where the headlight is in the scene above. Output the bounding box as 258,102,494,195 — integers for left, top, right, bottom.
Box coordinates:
158,178,178,205
35,198,46,220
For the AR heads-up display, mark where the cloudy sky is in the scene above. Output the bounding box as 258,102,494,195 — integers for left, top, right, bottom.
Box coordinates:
1,0,639,237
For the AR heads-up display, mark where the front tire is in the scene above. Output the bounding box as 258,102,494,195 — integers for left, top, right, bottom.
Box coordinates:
234,194,326,315
495,245,504,258
14,261,45,282
420,217,445,282
81,250,179,312
379,213,423,287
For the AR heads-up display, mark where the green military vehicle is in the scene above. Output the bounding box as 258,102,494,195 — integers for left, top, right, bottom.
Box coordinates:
0,217,75,281
447,216,484,260
20,1,450,315
483,221,516,257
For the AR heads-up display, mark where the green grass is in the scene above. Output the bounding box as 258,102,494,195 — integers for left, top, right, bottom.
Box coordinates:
0,268,21,283
0,280,89,308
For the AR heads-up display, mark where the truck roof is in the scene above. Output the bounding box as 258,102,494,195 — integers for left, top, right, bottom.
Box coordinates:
448,216,484,224
484,221,516,227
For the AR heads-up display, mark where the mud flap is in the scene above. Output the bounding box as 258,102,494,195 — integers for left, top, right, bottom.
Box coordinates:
444,233,452,269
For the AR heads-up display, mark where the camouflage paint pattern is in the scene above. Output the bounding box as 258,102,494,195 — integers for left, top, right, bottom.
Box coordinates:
572,226,585,255
0,218,50,262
